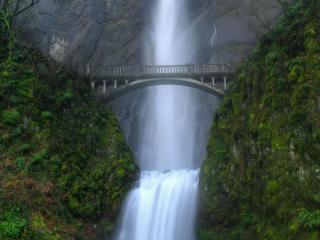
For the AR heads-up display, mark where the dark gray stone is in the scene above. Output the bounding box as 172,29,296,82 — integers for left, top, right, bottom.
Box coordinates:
21,0,283,68
190,0,283,65
22,0,148,69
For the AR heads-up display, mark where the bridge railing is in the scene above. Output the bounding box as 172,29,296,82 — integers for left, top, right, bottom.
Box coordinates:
142,65,189,75
89,64,234,79
192,64,234,73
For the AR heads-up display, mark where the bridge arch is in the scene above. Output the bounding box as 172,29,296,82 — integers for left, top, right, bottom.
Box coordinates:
98,78,226,102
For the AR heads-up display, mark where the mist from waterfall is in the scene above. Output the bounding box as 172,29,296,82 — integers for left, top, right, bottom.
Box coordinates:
113,0,219,240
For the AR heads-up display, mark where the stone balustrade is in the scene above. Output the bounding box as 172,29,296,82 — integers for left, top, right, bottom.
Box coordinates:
87,64,235,101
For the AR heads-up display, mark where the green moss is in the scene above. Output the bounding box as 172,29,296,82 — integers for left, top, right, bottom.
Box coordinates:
201,0,320,239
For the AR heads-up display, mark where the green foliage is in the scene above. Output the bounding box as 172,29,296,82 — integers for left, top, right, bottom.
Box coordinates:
41,111,53,119
15,157,26,170
201,0,320,239
1,109,20,125
299,209,320,230
0,209,31,239
0,1,137,239
265,180,280,195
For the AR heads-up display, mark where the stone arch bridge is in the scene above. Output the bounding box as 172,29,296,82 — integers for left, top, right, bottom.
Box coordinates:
88,64,235,102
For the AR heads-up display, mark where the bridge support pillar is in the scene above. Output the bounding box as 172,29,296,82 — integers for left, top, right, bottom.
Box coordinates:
91,81,95,89
223,77,227,90
114,80,118,89
103,80,106,94
125,79,129,86
200,77,204,83
212,77,215,87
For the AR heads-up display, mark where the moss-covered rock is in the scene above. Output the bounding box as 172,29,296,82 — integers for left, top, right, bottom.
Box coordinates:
200,0,320,239
0,5,136,239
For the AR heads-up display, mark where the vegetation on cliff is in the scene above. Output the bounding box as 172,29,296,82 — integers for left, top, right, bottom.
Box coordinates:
201,0,320,239
0,2,136,239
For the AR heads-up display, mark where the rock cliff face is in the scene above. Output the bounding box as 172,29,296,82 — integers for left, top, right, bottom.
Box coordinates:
23,0,282,68
191,0,282,64
23,0,148,68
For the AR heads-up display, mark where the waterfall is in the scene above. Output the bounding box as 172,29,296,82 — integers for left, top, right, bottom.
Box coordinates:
115,170,199,240
113,0,218,239
150,0,191,65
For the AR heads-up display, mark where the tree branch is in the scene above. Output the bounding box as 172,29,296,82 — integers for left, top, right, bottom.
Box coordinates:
13,0,39,17
255,14,272,32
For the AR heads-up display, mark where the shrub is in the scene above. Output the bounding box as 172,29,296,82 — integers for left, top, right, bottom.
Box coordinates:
0,209,30,239
1,110,20,125
299,209,320,230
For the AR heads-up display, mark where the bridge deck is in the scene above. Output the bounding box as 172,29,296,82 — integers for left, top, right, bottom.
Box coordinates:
89,64,234,79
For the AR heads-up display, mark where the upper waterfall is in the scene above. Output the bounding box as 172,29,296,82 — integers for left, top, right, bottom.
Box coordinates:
152,0,189,64
146,0,195,65
137,0,211,171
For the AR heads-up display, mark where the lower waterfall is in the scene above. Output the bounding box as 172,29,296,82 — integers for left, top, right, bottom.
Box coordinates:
113,84,218,240
115,169,199,240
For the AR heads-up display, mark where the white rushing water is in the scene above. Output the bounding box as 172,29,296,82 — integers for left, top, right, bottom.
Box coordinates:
150,0,191,65
115,170,199,240
114,0,214,240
